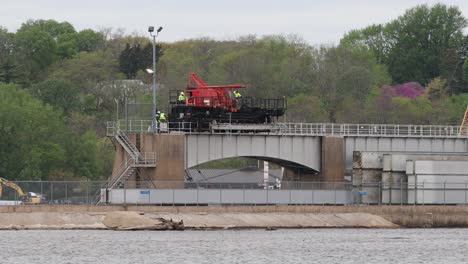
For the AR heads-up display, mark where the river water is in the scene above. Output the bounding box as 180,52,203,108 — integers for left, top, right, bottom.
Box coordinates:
1,229,467,263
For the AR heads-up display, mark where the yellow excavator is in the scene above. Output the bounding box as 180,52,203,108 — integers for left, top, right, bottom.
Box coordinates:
0,177,44,204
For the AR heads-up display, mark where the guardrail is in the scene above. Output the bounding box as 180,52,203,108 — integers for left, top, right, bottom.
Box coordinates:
107,120,467,138
3,180,468,205
0,180,352,205
114,180,352,190
105,180,468,205
107,120,195,136
278,123,464,138
136,152,157,165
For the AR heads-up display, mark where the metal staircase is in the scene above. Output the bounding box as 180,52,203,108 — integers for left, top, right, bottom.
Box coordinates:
107,131,156,191
96,130,157,204
115,131,142,161
107,158,137,190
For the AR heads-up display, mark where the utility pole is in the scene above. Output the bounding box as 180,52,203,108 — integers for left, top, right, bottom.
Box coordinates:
148,26,163,132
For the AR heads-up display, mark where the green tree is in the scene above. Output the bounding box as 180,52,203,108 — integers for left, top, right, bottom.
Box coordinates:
285,94,328,122
464,58,468,81
388,4,467,85
312,46,391,122
75,29,105,52
66,130,100,179
0,27,13,63
389,96,433,124
0,83,66,180
340,24,390,64
426,77,448,102
0,27,21,83
64,112,114,179
49,51,122,114
13,27,57,84
119,43,162,79
431,93,468,124
30,79,80,114
20,19,76,38
341,4,467,85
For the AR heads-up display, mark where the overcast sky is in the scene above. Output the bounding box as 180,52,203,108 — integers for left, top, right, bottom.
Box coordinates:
2,0,468,45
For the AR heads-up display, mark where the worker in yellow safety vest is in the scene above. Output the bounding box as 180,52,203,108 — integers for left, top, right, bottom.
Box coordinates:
159,112,167,122
155,111,160,122
232,90,242,99
233,90,242,98
178,92,185,103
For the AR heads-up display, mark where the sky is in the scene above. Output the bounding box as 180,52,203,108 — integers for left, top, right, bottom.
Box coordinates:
1,0,468,45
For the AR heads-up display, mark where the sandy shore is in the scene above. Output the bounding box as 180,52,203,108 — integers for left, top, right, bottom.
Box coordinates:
1,205,468,229
0,211,396,230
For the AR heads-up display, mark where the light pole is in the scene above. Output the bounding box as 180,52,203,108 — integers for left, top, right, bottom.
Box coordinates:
148,26,163,132
114,99,119,122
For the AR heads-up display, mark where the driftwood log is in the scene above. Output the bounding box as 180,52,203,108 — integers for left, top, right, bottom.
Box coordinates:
103,211,184,231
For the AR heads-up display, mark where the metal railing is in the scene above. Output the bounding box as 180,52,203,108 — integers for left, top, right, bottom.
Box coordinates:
2,180,468,205
0,180,352,205
107,157,136,189
107,153,157,190
106,120,468,138
116,180,352,190
105,180,353,205
135,152,157,165
107,120,196,136
277,123,464,138
0,180,107,205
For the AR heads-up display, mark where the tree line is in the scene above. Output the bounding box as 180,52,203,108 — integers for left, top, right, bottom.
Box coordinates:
0,3,467,180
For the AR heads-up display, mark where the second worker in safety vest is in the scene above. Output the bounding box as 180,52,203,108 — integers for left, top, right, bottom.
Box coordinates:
233,90,242,98
156,111,167,123
178,92,185,104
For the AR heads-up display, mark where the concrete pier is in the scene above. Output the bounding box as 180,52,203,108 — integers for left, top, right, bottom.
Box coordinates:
111,133,185,187
320,136,345,181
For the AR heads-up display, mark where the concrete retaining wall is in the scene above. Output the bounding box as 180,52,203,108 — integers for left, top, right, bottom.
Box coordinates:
353,151,468,204
107,189,352,205
407,160,468,204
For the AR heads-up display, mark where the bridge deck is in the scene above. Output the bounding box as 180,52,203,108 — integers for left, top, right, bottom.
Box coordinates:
107,120,467,138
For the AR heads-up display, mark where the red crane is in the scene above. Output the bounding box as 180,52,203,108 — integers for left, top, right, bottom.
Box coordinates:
168,72,286,132
185,72,246,112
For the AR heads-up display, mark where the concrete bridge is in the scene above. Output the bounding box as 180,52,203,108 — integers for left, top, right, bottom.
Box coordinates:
106,121,468,188
186,134,320,173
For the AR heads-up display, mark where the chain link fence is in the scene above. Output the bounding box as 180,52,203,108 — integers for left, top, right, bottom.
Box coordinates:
0,181,107,205
2,180,468,205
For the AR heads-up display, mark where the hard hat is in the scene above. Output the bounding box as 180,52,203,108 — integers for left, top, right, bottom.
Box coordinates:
180,92,184,94
157,111,160,113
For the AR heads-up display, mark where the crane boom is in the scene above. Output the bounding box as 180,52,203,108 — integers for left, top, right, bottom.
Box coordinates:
187,72,246,89
459,105,468,136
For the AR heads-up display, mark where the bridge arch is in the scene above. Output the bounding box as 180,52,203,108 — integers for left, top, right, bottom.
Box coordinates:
185,134,321,172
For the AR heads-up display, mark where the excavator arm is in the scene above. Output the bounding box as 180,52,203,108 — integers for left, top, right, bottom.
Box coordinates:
0,177,43,204
0,177,26,198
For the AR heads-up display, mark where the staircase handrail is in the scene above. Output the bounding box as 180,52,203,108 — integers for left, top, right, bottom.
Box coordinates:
115,130,142,160
135,152,157,165
106,157,135,189
92,181,108,205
